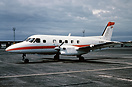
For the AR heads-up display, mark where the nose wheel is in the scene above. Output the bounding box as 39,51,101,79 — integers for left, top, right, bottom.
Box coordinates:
22,54,29,63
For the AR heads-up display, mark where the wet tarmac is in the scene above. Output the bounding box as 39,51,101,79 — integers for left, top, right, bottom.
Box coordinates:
0,48,132,87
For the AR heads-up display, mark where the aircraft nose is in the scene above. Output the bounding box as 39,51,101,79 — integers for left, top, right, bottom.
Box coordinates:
5,47,8,51
5,42,28,53
5,45,13,52
5,43,19,52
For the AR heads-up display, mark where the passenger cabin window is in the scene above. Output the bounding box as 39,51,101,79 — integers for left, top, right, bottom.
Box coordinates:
65,40,68,43
77,40,80,44
43,40,46,43
71,40,73,43
59,40,62,43
33,38,40,43
53,39,56,43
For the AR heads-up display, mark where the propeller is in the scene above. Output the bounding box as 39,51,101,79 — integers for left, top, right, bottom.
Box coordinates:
54,42,64,50
59,42,64,47
54,42,65,60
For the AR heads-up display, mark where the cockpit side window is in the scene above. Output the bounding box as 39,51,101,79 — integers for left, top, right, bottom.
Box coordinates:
33,38,40,43
26,38,30,41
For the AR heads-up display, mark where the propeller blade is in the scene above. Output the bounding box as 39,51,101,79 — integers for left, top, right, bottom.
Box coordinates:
59,42,64,47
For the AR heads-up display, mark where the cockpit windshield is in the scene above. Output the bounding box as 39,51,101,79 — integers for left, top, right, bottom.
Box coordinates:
33,38,40,43
25,38,40,43
25,38,30,41
26,38,35,42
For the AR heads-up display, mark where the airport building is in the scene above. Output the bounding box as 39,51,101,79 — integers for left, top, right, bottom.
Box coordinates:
0,41,22,49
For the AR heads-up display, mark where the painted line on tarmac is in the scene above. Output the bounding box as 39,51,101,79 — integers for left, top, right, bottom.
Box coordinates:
105,61,132,65
99,75,132,82
120,62,132,65
0,66,132,79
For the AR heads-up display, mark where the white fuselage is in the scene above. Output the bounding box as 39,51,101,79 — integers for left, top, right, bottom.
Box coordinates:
6,35,109,56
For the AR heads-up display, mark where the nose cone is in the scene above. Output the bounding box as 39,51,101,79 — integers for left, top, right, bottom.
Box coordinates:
5,42,26,53
5,44,16,52
5,46,10,52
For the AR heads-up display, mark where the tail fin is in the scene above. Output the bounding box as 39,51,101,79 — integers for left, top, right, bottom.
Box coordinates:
102,22,115,41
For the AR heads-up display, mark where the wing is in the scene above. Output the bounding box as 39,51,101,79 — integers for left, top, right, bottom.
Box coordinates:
78,41,121,52
121,41,132,47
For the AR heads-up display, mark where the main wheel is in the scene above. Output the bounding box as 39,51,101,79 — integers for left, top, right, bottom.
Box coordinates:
54,54,59,60
24,59,29,63
77,55,85,61
79,57,84,61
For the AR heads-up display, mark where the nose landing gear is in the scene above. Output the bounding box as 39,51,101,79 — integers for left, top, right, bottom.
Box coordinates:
22,54,29,63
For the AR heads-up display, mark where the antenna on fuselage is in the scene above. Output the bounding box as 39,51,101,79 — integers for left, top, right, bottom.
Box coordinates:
68,33,71,36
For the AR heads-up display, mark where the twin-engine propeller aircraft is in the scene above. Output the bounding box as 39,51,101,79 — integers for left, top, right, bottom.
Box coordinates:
6,22,120,63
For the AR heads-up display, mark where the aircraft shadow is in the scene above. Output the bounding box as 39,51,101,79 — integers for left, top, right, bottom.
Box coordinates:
16,57,120,64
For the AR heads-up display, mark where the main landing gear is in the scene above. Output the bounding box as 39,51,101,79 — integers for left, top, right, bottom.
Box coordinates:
54,53,60,60
22,54,29,63
54,54,85,61
54,42,64,61
77,55,85,61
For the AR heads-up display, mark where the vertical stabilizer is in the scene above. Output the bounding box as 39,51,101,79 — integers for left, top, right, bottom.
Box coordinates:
102,22,115,41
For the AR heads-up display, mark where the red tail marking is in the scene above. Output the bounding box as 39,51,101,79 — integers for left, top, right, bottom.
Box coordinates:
107,22,115,26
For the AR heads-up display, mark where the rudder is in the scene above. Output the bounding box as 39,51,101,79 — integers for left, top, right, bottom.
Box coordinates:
102,22,115,41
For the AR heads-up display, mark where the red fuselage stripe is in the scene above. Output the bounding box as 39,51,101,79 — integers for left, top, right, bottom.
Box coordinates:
6,46,56,51
6,45,90,51
73,45,90,47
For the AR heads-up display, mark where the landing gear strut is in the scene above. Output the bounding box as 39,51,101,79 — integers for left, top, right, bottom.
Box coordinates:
54,53,60,60
22,54,29,63
77,55,85,61
54,42,64,61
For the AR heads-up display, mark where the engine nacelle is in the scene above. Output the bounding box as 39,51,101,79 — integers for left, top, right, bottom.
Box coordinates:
60,45,79,56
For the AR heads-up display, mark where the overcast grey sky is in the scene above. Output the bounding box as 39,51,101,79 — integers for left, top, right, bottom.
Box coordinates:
0,0,132,41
